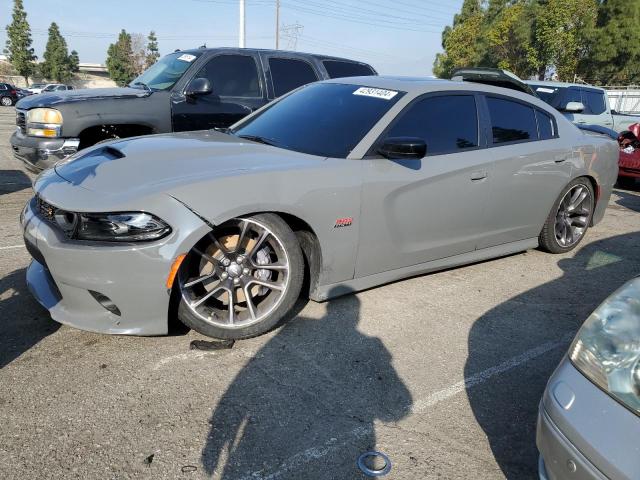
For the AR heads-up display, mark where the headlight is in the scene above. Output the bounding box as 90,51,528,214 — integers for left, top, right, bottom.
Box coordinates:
26,108,63,138
52,210,171,242
75,212,171,242
570,277,640,415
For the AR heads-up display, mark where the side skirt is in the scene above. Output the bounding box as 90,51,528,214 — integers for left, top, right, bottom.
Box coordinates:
310,238,539,302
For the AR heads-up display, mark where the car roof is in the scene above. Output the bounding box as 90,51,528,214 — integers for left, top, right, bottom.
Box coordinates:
525,80,604,91
318,75,559,113
176,47,374,66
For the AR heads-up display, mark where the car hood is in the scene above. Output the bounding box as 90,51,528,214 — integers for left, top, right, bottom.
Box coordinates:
15,87,151,109
51,131,325,196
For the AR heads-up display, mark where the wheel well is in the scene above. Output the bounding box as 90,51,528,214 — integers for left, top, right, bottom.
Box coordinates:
78,124,154,149
276,213,322,299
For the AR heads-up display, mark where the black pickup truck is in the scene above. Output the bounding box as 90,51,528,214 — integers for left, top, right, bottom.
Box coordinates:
11,47,376,171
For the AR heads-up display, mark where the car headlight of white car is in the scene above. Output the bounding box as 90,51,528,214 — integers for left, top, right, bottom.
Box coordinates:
570,277,640,415
26,108,63,138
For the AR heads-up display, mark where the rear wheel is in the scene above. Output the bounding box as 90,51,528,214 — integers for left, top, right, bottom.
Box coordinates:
539,178,594,254
0,96,13,106
177,214,304,339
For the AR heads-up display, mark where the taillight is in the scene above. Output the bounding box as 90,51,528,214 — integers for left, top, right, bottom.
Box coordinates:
10,90,16,95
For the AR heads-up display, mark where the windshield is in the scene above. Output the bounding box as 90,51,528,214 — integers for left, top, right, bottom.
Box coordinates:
232,83,404,158
129,51,202,91
43,85,58,92
31,83,45,88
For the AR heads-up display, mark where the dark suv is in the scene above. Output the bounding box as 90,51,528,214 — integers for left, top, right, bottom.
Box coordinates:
0,83,20,106
11,47,376,171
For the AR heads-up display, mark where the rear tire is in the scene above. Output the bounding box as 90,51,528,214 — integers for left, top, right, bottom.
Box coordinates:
176,214,304,340
0,96,13,106
539,177,595,254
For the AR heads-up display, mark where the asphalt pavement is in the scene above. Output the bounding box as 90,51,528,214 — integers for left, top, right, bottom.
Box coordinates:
1,106,639,479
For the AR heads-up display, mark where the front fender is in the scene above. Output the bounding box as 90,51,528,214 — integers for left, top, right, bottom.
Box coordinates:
168,159,363,288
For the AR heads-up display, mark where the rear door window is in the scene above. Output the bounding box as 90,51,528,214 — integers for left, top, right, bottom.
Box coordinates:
268,58,319,97
195,54,262,97
487,97,538,144
385,94,479,155
536,110,555,140
323,60,375,79
581,89,607,115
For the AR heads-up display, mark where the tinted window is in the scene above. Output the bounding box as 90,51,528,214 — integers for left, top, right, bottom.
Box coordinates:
487,97,538,144
196,54,261,97
581,89,606,115
323,60,374,79
536,110,555,140
269,58,318,97
386,95,478,155
233,83,403,158
0,85,6,90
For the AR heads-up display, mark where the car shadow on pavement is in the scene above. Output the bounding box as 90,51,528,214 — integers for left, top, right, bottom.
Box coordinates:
465,231,640,479
0,268,59,369
0,169,32,196
614,188,640,213
201,293,413,479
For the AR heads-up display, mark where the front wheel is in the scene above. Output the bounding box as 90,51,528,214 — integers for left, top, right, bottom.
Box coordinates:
539,178,595,254
176,214,304,340
0,96,13,106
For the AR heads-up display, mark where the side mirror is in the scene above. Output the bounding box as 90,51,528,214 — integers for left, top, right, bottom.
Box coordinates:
185,78,213,97
563,101,585,113
377,137,426,160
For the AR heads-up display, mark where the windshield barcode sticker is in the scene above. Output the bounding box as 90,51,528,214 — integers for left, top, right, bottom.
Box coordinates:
177,54,197,62
353,87,398,100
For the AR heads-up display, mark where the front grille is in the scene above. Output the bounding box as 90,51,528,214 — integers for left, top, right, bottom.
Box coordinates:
16,109,26,134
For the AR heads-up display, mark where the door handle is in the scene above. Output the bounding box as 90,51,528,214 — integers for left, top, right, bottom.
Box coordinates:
470,170,488,181
554,154,569,163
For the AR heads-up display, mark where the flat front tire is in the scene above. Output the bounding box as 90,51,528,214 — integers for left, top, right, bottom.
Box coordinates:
539,177,595,254
176,214,304,340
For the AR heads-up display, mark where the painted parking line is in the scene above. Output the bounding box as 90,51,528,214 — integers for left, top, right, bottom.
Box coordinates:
238,334,573,480
0,244,24,250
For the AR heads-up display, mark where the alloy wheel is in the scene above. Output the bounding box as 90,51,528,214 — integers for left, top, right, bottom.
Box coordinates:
1,97,12,106
554,183,593,248
179,218,291,329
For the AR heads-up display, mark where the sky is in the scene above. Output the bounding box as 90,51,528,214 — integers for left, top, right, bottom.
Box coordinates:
0,0,463,76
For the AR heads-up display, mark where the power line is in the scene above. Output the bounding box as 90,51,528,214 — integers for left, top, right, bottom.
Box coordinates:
280,2,442,33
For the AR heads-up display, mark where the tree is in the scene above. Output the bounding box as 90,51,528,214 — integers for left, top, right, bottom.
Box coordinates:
433,0,485,78
146,31,160,68
106,29,136,86
485,2,538,78
69,50,80,73
580,0,640,85
40,22,74,83
4,0,36,84
130,33,147,76
532,0,598,81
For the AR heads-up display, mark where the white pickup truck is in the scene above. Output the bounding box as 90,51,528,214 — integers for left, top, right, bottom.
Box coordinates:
526,81,640,133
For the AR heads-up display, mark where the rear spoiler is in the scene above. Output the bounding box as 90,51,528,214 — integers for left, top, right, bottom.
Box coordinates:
451,68,538,97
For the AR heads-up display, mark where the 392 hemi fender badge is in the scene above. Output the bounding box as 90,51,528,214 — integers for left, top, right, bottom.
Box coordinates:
334,217,353,228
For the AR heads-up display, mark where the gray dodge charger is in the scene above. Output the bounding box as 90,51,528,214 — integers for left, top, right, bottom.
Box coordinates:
22,77,619,339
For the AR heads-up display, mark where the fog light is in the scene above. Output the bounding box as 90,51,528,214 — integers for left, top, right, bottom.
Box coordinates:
89,290,121,316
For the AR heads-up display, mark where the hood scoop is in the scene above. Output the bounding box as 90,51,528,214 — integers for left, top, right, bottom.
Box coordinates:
55,145,126,186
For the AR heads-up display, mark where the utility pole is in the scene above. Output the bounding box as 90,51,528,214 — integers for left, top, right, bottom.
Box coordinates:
239,0,246,48
275,0,280,50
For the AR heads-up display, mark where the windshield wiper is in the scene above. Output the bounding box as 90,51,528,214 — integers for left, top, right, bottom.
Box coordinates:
236,134,279,147
130,81,152,93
